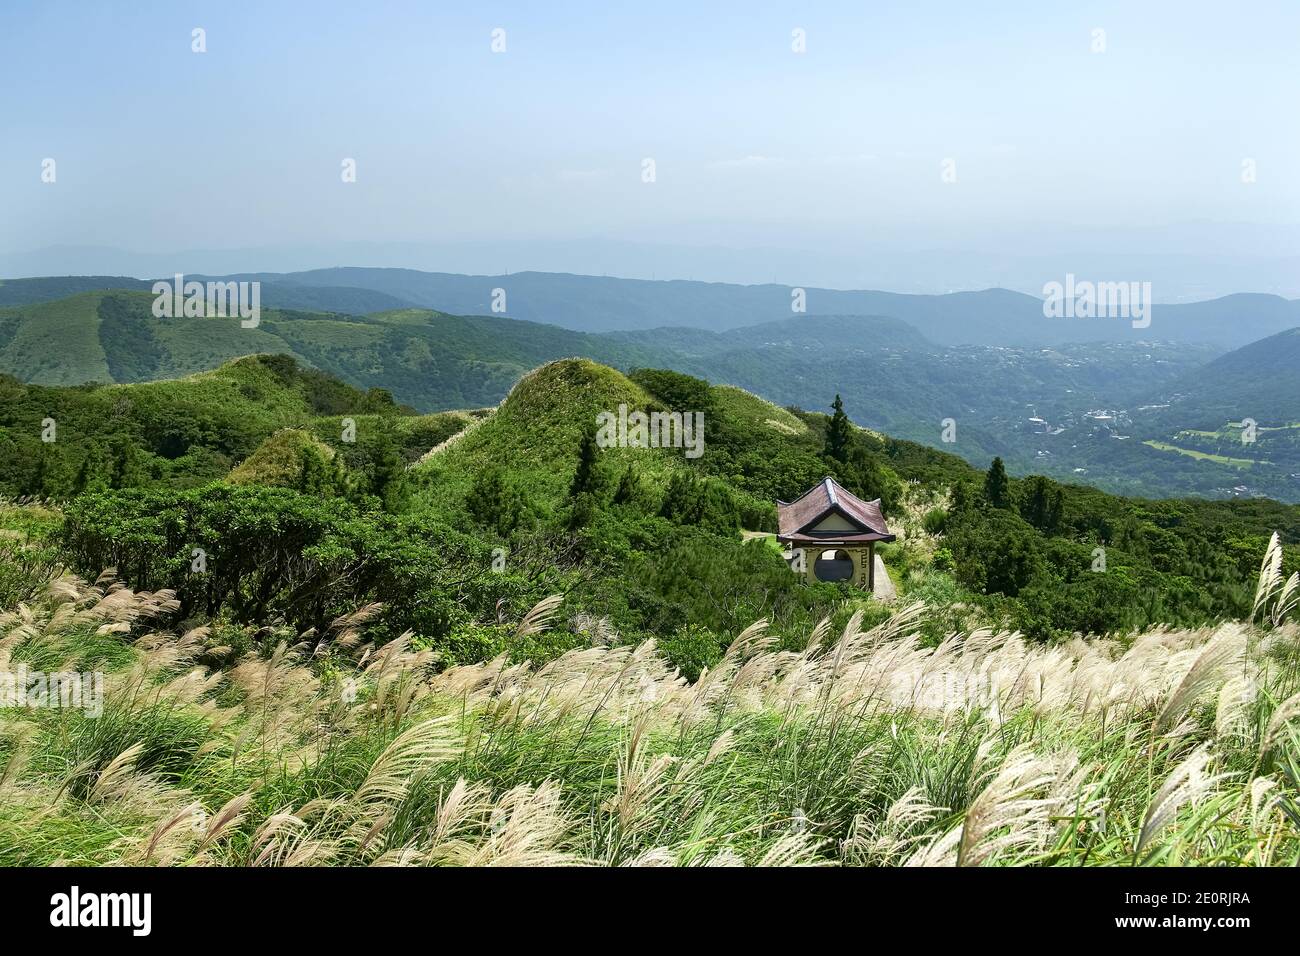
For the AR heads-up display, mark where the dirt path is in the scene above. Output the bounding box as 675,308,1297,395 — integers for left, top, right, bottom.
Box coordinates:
873,554,897,601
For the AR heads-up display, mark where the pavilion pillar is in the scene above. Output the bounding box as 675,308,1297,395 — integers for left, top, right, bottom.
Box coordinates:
803,547,821,585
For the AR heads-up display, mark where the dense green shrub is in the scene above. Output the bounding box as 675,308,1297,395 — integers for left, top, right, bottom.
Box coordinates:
59,484,535,646
658,624,723,681
922,507,948,536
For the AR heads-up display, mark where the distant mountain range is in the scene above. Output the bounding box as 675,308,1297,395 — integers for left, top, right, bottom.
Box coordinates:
6,228,1300,300
2,268,1298,348
2,275,1298,501
0,275,412,315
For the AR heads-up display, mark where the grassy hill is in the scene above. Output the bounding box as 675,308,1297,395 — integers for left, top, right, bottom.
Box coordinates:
2,351,1291,661
3,290,1208,447
0,291,302,385
227,428,340,488
411,358,835,539
407,356,1300,639
0,290,667,412
12,288,1300,501
0,353,462,497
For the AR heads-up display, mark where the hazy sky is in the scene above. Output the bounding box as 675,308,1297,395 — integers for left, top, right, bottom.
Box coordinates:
2,0,1298,283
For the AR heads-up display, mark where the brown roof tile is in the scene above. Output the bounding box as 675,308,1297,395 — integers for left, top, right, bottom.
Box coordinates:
777,477,892,540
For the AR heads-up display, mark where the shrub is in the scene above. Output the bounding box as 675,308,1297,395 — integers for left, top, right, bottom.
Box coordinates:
657,623,723,681
59,484,523,647
922,507,948,536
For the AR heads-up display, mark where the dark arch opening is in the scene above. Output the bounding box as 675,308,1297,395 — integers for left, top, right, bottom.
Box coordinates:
813,549,854,582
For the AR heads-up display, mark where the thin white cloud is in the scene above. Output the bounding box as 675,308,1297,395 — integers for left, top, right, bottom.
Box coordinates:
823,153,878,165
557,168,608,182
709,155,786,169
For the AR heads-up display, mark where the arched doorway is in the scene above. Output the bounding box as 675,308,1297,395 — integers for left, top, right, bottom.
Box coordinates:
813,549,855,583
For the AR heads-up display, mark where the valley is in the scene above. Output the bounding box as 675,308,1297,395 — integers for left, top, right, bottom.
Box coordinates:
4,278,1297,501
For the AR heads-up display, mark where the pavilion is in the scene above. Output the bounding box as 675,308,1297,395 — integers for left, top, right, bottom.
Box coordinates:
777,477,895,590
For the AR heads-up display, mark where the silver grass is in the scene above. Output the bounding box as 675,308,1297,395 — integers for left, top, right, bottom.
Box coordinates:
955,745,1076,866
515,594,565,640
354,715,461,809
1260,690,1300,755
1155,624,1247,732
1252,532,1283,620
1137,745,1229,853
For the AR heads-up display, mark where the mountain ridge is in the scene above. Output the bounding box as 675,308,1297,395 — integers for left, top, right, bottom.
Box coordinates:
6,287,1299,502
4,268,1298,348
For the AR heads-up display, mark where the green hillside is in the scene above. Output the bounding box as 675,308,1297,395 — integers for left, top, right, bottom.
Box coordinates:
0,291,301,384
9,289,1300,502
388,357,1300,648
5,356,1300,869
227,428,340,488
0,290,661,411
7,353,1292,658
0,293,113,384
1086,327,1300,500
0,353,451,497
1150,326,1300,428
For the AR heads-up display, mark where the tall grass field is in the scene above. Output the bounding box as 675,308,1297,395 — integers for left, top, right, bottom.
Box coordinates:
2,534,1298,867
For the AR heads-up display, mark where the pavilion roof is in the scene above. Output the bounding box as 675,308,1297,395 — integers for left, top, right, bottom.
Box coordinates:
776,477,894,543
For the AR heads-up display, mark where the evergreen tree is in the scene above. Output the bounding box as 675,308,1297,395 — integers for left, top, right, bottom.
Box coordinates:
950,479,971,515
73,453,94,495
111,439,144,489
983,457,1011,509
1047,488,1064,534
72,447,108,495
824,394,852,464
659,471,700,523
612,463,642,506
368,430,407,512
468,467,526,537
1020,476,1064,534
845,442,900,511
567,493,597,530
569,428,602,499
297,446,334,496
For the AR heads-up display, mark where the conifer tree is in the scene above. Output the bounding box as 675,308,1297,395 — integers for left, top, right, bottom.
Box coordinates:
983,456,1011,509
569,428,602,499
612,463,642,506
824,394,852,463
368,431,407,512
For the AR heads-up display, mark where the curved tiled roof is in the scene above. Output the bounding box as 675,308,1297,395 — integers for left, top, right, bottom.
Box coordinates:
777,477,893,542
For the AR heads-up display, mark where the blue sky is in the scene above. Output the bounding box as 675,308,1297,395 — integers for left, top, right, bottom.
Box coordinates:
1,0,1297,285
